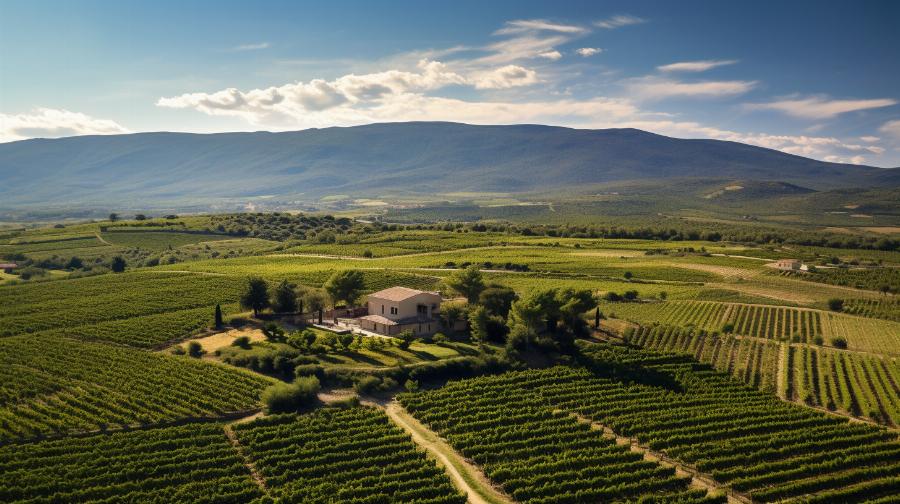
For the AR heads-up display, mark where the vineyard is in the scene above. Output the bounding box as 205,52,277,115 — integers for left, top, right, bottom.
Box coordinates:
0,423,262,503
624,325,781,394
605,300,900,354
37,302,241,348
787,345,900,425
0,271,245,338
623,324,900,426
403,343,900,502
232,406,467,503
0,335,273,442
779,267,900,293
843,297,900,322
399,373,725,503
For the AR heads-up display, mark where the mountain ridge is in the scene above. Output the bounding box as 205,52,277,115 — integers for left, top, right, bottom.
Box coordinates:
1,121,897,207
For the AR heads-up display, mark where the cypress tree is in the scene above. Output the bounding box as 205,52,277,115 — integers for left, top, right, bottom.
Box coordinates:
214,304,223,329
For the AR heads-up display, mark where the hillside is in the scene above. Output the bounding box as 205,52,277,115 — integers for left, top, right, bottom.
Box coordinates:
1,122,898,208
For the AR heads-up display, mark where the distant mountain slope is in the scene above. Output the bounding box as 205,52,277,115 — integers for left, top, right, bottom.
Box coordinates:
0,122,897,207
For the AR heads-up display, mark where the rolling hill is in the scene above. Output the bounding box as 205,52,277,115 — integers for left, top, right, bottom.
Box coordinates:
0,122,897,208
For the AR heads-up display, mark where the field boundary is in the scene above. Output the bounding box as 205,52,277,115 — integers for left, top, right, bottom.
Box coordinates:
224,423,269,496
571,412,749,504
377,399,514,504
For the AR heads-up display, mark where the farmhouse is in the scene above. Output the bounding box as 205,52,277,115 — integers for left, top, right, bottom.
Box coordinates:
358,286,441,336
0,263,17,274
774,259,803,271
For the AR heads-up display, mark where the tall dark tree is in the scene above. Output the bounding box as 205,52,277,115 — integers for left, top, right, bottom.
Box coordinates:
594,307,601,329
479,285,518,318
108,213,119,222
271,280,298,313
324,270,365,306
110,256,126,273
241,277,270,317
214,304,224,329
446,265,486,303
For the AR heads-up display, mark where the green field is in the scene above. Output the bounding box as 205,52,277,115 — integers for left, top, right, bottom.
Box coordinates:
1,214,898,502
403,342,900,503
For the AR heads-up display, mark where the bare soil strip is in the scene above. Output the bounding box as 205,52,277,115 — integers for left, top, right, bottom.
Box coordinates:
776,342,788,401
223,423,269,496
377,400,514,504
570,413,749,504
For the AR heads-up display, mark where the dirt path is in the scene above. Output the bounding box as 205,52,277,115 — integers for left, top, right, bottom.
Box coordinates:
94,232,111,245
776,342,789,401
223,422,269,496
379,400,514,504
571,413,748,504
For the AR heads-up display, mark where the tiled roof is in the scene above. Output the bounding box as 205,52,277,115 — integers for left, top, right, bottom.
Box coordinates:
367,286,438,302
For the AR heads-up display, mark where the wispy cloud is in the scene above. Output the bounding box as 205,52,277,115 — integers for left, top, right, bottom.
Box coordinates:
575,47,603,57
877,120,900,139
657,59,737,72
0,108,129,142
626,76,757,100
495,19,586,35
537,50,563,60
747,96,897,119
233,42,270,51
594,15,645,29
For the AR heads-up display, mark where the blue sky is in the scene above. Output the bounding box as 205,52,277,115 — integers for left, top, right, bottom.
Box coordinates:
2,0,899,166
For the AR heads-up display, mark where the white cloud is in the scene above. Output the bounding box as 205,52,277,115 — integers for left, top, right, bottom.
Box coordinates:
879,120,900,139
824,155,866,165
626,76,757,100
537,51,562,60
495,19,586,35
747,96,897,119
233,42,270,51
860,136,880,143
471,65,538,89
0,108,129,142
575,48,602,57
478,34,570,65
159,60,542,124
657,59,737,72
594,15,646,29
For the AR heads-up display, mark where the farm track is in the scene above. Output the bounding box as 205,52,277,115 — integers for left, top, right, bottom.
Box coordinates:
93,232,111,245
570,413,748,504
371,399,514,504
224,422,269,495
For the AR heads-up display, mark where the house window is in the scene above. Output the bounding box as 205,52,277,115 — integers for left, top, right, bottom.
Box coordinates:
391,307,398,315
381,305,384,314
417,304,428,315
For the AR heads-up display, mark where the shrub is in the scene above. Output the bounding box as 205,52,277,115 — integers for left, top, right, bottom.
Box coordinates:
262,376,321,413
813,336,825,346
232,336,251,348
187,341,205,358
721,323,735,334
830,337,848,349
171,345,186,356
110,256,127,273
262,322,285,342
354,376,383,395
396,330,416,350
827,298,844,312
